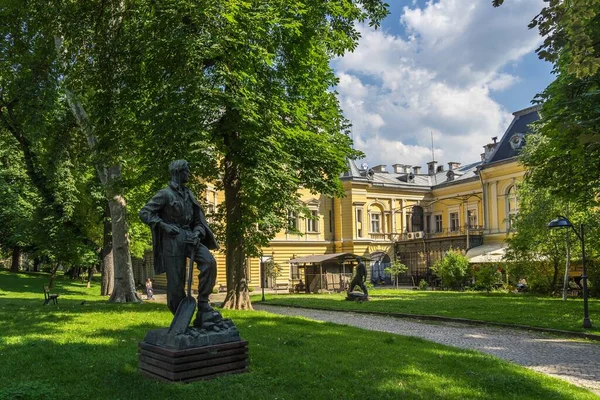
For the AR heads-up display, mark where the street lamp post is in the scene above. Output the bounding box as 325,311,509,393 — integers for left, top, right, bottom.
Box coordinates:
548,216,592,328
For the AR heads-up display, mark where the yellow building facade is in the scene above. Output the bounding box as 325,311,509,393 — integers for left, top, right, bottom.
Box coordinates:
139,106,540,290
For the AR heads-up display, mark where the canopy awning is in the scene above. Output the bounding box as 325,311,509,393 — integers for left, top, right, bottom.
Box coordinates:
466,243,507,263
289,252,369,264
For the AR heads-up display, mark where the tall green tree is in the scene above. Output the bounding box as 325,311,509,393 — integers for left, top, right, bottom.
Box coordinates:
494,0,600,206
185,0,389,309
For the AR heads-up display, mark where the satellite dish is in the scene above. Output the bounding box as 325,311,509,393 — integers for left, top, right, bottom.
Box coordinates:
361,162,369,170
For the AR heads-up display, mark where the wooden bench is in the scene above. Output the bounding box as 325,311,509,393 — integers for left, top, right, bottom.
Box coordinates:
274,283,289,292
43,286,59,305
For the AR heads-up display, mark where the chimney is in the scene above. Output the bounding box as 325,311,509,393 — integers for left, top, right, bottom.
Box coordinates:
427,161,437,176
404,165,411,173
372,165,387,173
392,164,405,174
448,162,461,170
413,165,421,174
482,141,498,161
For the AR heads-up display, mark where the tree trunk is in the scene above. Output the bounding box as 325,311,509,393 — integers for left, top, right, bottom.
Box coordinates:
562,233,571,301
10,246,21,273
87,266,94,289
100,203,114,296
551,259,560,295
106,167,141,303
48,262,60,289
61,79,139,303
33,257,41,272
221,155,252,310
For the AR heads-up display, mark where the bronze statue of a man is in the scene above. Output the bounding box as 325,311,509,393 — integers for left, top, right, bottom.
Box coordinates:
348,256,368,296
139,160,219,327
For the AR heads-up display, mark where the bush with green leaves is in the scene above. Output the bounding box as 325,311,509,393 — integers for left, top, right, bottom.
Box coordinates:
474,265,504,292
431,249,469,290
418,279,429,290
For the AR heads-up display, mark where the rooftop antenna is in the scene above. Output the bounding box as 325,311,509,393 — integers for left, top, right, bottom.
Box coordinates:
350,122,355,148
431,131,437,185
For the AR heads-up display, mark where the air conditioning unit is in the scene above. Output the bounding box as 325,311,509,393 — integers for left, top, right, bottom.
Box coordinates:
406,232,415,240
415,231,424,239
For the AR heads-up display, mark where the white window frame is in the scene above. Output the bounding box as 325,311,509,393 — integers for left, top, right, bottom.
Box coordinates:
287,211,298,232
506,185,518,230
306,210,319,233
467,208,478,228
370,213,381,233
356,208,363,238
434,214,443,233
449,212,459,232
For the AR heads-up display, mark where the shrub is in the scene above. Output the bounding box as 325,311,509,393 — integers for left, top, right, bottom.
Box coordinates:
509,260,556,294
431,249,469,290
418,279,429,290
474,265,503,292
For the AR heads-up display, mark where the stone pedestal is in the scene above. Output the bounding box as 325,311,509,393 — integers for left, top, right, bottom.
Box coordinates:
138,340,249,383
139,321,248,383
346,291,369,301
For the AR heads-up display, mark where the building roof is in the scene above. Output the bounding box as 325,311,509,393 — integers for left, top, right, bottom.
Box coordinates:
484,105,541,165
341,159,481,190
289,252,368,264
340,105,540,189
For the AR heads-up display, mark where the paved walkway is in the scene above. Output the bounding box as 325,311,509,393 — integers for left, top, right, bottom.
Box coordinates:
254,304,600,396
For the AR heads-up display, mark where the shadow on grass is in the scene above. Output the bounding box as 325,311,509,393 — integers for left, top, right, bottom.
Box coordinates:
1,312,595,400
0,297,165,340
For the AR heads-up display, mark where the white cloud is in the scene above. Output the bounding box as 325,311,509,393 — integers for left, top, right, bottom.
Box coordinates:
334,0,544,168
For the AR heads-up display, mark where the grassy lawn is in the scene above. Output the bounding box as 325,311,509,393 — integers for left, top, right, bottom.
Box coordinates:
255,289,600,335
1,270,598,400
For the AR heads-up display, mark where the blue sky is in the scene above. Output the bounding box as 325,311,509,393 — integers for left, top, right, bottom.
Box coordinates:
333,0,554,168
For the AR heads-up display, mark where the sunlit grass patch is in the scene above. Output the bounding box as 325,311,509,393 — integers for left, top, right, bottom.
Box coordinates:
0,270,597,399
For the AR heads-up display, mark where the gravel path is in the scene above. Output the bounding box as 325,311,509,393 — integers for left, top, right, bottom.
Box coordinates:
255,304,600,396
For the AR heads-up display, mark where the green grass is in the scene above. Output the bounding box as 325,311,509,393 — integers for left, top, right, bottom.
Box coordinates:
256,289,600,334
1,270,598,400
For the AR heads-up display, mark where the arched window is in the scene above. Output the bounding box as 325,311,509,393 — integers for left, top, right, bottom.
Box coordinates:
506,185,518,229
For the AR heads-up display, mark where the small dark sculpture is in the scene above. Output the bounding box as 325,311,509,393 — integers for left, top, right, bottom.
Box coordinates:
139,160,223,329
347,256,369,301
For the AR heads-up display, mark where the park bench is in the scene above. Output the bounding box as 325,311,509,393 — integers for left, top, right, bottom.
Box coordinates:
43,286,59,305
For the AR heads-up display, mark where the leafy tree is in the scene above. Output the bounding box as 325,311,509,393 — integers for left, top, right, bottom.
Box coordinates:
494,1,600,207
431,249,469,290
184,0,389,310
505,180,600,294
264,260,283,292
385,261,408,289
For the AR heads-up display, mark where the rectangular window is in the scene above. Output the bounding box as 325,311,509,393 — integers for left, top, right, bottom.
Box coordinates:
449,212,459,232
307,210,318,232
370,213,381,233
287,211,297,231
434,215,442,232
356,209,363,237
468,209,477,228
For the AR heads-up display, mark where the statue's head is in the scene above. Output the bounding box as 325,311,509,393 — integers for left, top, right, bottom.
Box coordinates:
169,160,190,184
356,256,362,263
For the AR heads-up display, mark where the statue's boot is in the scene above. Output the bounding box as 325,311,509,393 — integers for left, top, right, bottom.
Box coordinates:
193,301,224,328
